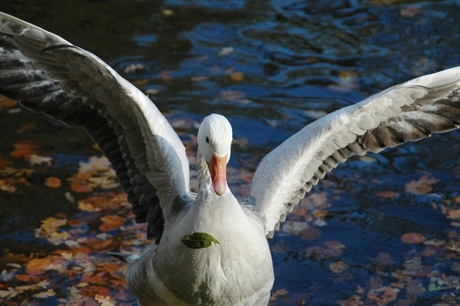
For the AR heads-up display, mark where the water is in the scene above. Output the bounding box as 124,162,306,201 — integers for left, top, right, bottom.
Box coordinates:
1,0,460,305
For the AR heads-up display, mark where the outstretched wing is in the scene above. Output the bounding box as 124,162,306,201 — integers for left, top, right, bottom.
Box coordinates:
251,67,460,237
0,12,191,240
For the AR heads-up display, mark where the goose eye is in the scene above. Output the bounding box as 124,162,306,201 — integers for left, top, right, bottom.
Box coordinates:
205,137,210,144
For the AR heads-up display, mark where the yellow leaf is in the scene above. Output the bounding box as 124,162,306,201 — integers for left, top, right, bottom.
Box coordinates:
229,72,244,82
95,294,117,306
33,289,55,298
36,217,67,238
161,9,174,17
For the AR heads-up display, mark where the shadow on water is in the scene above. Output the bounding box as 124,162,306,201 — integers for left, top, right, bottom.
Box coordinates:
1,0,460,305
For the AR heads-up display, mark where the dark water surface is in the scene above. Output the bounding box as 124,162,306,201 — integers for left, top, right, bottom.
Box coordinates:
1,0,460,305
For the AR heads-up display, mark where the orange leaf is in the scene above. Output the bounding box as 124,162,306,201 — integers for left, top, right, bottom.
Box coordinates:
448,209,460,219
71,183,93,193
103,262,124,275
0,96,18,108
83,236,117,251
0,158,12,168
376,191,399,199
17,123,37,133
10,140,40,161
38,217,67,236
79,285,111,297
99,215,124,232
81,272,107,285
26,258,53,275
68,218,86,227
78,193,120,212
132,79,149,86
313,210,329,218
229,72,244,82
68,245,92,254
15,274,31,282
401,232,426,244
45,176,62,188
294,206,309,216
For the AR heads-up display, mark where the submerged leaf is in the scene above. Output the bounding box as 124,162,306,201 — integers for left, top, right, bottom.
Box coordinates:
181,232,220,249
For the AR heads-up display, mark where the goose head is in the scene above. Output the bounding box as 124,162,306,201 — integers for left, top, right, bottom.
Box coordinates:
197,114,232,196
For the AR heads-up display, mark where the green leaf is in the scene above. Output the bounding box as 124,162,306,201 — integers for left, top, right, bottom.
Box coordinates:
181,232,220,249
428,283,447,292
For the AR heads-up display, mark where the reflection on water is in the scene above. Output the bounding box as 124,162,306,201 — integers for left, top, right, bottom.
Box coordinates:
1,0,460,304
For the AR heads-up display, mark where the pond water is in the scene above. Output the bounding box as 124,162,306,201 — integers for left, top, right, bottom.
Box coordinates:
1,0,460,305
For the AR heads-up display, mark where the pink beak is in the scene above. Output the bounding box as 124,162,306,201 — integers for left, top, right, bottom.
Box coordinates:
208,153,227,196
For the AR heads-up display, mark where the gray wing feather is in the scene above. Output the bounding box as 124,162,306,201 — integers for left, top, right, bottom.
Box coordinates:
251,67,460,237
0,12,190,241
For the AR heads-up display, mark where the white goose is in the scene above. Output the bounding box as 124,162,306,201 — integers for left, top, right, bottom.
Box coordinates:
1,12,460,306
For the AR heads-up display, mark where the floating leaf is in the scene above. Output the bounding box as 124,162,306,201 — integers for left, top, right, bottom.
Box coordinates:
161,9,174,17
428,283,448,292
99,215,124,232
29,154,52,166
367,287,398,306
17,123,37,132
0,287,18,298
405,175,439,195
47,231,71,245
45,176,62,188
181,232,220,249
448,209,460,220
10,140,40,161
132,79,149,86
157,70,173,81
270,288,289,301
329,260,348,274
401,233,426,244
33,289,55,298
26,258,53,275
229,72,244,82
0,96,18,108
36,217,67,238
376,191,399,199
400,6,421,18
218,89,245,102
124,63,145,74
218,46,234,56
15,274,30,282
95,293,117,306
